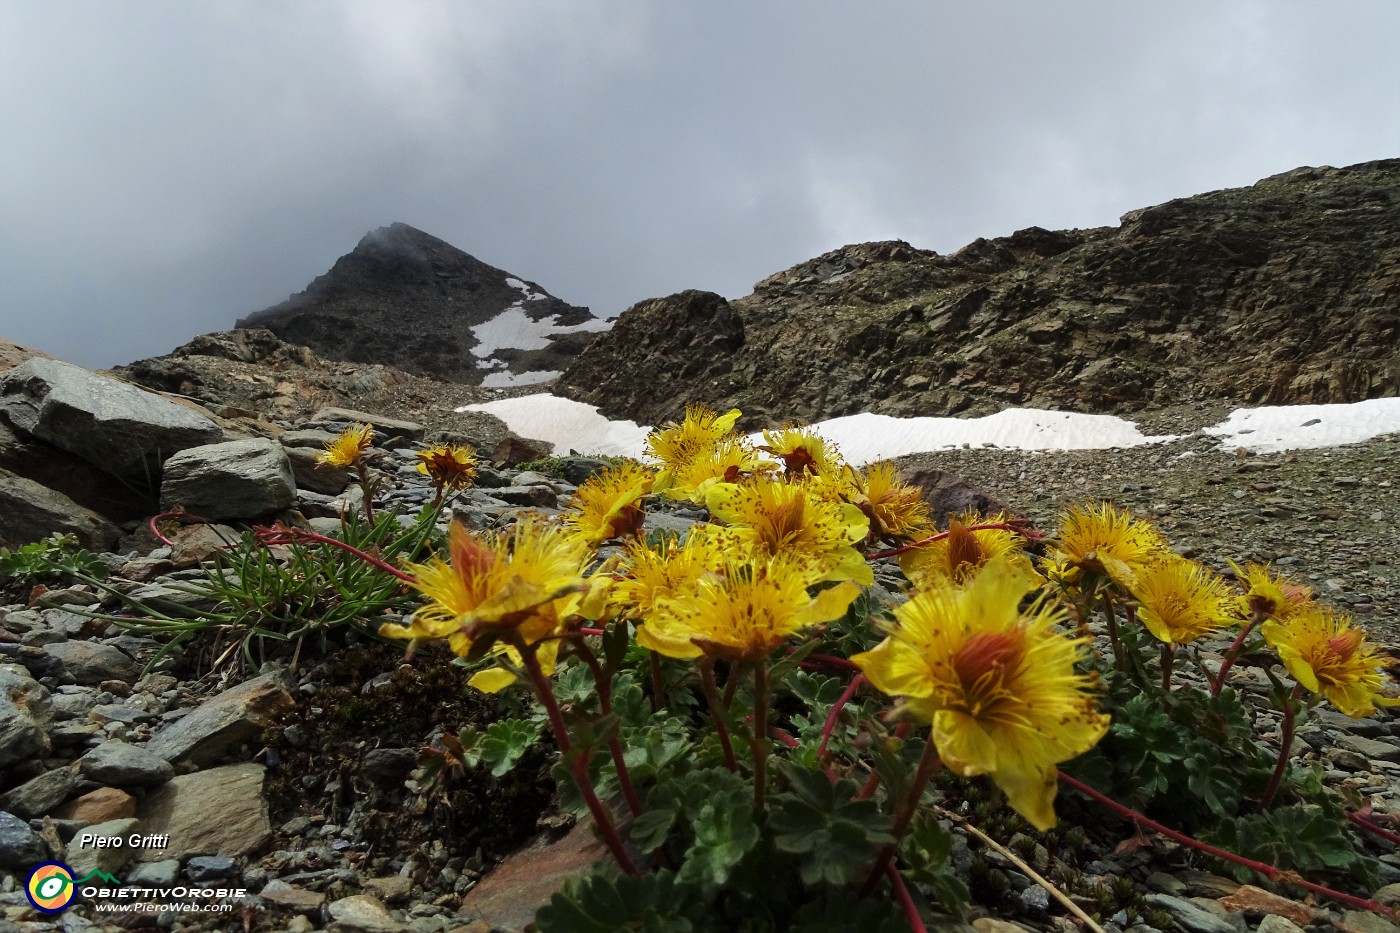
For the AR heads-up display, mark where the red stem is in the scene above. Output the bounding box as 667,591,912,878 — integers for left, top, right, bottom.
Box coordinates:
147,511,212,547
886,863,928,933
803,651,861,672
863,738,942,895
818,674,866,760
700,660,738,772
1349,810,1400,846
255,525,418,584
1210,611,1264,696
569,638,643,817
1260,684,1302,809
1059,771,1393,917
516,639,637,875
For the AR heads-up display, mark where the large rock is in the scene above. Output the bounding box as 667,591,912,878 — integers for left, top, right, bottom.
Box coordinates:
0,419,150,522
0,468,121,549
0,663,52,766
136,762,271,860
41,640,141,685
160,437,296,520
558,160,1400,426
311,407,425,441
78,741,176,788
896,467,1008,526
555,289,745,426
283,444,351,495
0,358,225,479
144,671,294,766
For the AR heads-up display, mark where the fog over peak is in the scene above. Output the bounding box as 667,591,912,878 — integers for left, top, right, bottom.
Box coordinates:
1,1,1396,369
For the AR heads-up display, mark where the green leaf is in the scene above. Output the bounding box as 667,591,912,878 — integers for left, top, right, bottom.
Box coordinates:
535,869,700,933
478,719,543,777
768,764,894,887
678,797,760,889
901,815,969,917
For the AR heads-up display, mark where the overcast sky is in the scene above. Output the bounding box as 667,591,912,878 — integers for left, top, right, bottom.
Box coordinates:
1,2,1397,369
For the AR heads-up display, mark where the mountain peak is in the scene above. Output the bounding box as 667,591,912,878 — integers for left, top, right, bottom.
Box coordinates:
237,226,609,385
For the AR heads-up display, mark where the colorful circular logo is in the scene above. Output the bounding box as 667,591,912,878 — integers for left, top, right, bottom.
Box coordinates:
26,862,76,914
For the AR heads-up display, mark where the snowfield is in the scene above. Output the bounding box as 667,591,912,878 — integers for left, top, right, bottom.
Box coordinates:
458,394,1400,463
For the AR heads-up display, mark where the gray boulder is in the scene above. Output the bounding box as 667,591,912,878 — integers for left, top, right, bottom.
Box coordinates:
160,437,296,520
310,407,424,441
0,468,121,549
0,663,52,766
283,444,351,495
0,358,225,479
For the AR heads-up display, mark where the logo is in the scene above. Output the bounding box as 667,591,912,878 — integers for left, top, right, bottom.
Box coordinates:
26,862,77,913
25,864,123,914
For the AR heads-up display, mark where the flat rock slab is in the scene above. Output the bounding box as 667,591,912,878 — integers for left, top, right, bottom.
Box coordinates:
52,786,137,824
67,816,141,878
1337,733,1400,763
312,407,424,442
0,468,122,550
41,640,140,685
78,741,175,787
458,820,614,933
136,762,270,861
0,358,224,478
160,437,296,521
144,671,293,766
0,764,78,819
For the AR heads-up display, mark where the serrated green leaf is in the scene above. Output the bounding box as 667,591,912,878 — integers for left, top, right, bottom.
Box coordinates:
479,719,543,776
678,798,760,889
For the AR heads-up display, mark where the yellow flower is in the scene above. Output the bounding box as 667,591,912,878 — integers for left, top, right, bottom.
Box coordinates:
758,425,842,478
1228,561,1314,621
381,518,608,691
1261,608,1400,718
899,514,1037,590
647,404,743,492
563,460,655,547
840,462,934,545
317,423,374,468
1048,502,1169,592
706,476,873,585
658,437,772,505
1132,557,1236,646
853,557,1110,830
415,443,478,492
639,553,860,661
611,524,739,623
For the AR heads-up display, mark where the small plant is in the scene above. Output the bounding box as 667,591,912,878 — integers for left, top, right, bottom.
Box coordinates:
0,533,108,596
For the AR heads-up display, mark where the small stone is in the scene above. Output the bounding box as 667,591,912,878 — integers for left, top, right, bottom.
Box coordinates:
327,893,408,933
1144,893,1239,933
1146,871,1186,896
41,640,140,685
1377,883,1400,908
78,741,175,787
1340,910,1400,933
1019,884,1050,913
0,810,47,868
1337,734,1400,763
144,671,293,766
364,875,413,905
1329,749,1372,772
185,855,238,881
0,663,52,765
0,764,78,819
127,859,181,885
260,879,328,914
1255,916,1304,933
972,921,1028,933
52,786,138,824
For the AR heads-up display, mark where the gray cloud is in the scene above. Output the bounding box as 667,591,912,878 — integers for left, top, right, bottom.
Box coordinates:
2,0,1396,368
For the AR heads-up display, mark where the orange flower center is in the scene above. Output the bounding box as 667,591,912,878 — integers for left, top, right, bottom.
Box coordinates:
1324,629,1363,663
952,628,1026,717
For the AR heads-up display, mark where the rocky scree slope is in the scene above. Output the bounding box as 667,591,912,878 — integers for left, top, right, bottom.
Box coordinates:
238,223,608,386
558,159,1400,429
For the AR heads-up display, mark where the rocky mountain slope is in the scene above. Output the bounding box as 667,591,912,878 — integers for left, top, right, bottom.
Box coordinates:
558,159,1400,429
238,223,609,386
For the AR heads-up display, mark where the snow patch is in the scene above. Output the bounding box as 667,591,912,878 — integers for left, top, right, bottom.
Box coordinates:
471,306,612,359
1202,399,1400,453
459,395,1400,463
504,277,548,302
460,394,652,457
480,370,561,388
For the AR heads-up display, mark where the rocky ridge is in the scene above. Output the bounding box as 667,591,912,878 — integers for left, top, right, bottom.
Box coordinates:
558,159,1400,429
238,223,609,386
